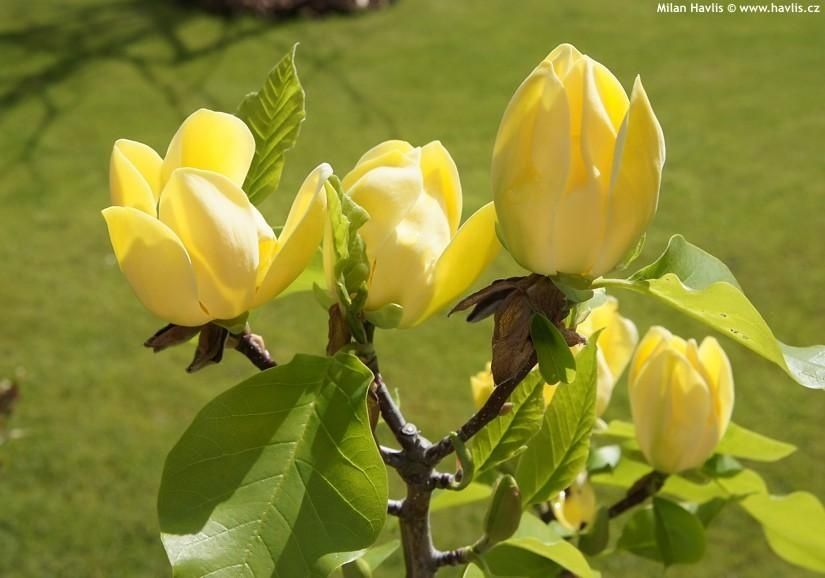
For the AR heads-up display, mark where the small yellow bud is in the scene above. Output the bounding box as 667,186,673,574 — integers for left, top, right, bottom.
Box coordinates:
629,327,735,474
551,473,597,531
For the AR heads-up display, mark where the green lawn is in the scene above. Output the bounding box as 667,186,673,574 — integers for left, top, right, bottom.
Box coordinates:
1,0,823,576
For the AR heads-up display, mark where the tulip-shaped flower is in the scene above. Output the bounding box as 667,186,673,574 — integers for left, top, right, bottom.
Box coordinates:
492,43,666,277
550,472,597,531
102,109,329,327
329,140,499,328
628,327,735,474
578,296,638,416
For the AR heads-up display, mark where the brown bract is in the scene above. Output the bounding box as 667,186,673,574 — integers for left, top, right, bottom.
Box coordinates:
452,274,583,387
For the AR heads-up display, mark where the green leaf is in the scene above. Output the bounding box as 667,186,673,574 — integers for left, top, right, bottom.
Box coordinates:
351,540,400,575
462,564,486,578
741,492,825,573
578,507,609,556
325,176,371,340
530,314,576,384
597,234,825,389
431,482,493,513
617,507,661,562
597,419,795,463
715,422,796,462
237,44,306,205
478,538,595,578
516,338,598,506
652,496,706,566
158,353,388,578
363,303,404,329
701,454,743,478
471,371,546,474
694,498,728,528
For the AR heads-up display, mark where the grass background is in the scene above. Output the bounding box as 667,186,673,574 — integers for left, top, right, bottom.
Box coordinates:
0,0,823,576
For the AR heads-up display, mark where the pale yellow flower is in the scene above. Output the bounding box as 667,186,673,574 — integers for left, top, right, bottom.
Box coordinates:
328,140,500,328
492,43,665,277
102,108,328,326
629,327,735,474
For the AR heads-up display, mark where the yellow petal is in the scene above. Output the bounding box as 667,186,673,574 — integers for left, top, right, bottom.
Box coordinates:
595,349,615,417
342,140,415,190
580,297,639,380
158,168,261,320
593,77,666,276
251,163,331,308
161,109,255,188
102,206,208,327
698,337,735,436
346,145,424,250
629,326,676,386
364,180,453,322
580,58,628,193
109,139,163,214
470,362,494,410
543,383,558,408
251,205,278,289
492,60,570,275
420,141,462,233
411,202,500,326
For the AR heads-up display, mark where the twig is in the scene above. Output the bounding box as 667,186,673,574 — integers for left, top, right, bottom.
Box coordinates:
607,471,668,518
425,371,525,464
433,547,472,567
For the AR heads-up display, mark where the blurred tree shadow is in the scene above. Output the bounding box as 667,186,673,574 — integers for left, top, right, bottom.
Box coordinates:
0,0,276,182
0,0,399,189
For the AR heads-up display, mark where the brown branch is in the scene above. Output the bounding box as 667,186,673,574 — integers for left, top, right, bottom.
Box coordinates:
607,471,668,519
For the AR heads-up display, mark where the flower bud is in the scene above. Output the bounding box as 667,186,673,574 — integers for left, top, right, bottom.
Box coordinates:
103,109,328,327
483,475,522,544
551,472,597,531
628,327,735,474
492,44,665,277
329,140,499,328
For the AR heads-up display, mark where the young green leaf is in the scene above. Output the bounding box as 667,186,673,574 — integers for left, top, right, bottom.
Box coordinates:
157,353,388,578
715,422,796,462
530,314,576,384
431,482,494,513
237,44,306,205
477,538,595,578
653,496,706,566
325,176,371,341
617,507,661,562
741,492,825,573
470,370,546,474
597,234,825,389
515,338,598,506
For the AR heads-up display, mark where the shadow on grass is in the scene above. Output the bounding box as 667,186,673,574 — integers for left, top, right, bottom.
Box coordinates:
0,0,400,188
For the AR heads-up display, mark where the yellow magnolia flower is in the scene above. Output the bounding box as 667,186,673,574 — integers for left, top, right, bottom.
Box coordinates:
470,362,556,409
492,43,666,277
551,472,597,531
628,327,735,474
577,296,639,416
329,140,500,328
102,108,329,327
